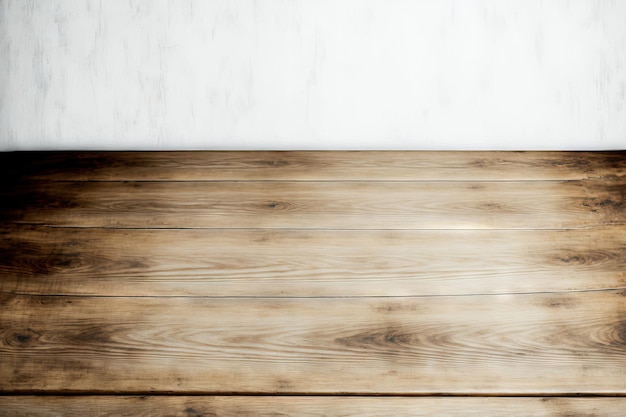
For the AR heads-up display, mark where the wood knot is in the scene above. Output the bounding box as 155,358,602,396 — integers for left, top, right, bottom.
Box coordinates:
264,159,288,168
51,254,82,269
264,201,291,211
7,328,41,347
183,407,217,417
558,255,585,265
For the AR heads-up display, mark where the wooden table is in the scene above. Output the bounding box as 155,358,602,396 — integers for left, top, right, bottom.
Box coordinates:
1,151,625,415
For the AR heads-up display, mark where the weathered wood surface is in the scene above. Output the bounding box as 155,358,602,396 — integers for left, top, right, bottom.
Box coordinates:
1,151,625,181
2,226,625,297
1,396,626,417
1,151,625,414
2,179,624,229
2,291,625,393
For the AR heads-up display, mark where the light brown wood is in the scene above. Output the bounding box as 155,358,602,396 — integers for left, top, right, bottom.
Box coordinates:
2,151,625,413
2,396,626,417
3,151,624,181
2,226,625,297
2,179,624,229
2,291,625,394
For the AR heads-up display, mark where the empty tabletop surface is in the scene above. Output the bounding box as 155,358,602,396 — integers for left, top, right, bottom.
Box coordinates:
1,151,625,416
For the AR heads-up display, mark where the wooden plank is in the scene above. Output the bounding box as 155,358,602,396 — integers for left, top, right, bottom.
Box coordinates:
1,151,624,181
2,180,624,229
2,226,625,297
2,291,625,394
2,396,626,417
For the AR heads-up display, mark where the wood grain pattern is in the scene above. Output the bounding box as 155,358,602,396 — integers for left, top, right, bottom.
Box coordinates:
2,179,624,229
2,151,625,181
2,396,626,417
2,291,625,394
1,151,625,414
2,226,625,297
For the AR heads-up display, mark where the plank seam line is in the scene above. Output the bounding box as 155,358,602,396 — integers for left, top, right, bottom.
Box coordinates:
10,224,625,231
15,179,612,183
6,287,626,299
2,392,626,397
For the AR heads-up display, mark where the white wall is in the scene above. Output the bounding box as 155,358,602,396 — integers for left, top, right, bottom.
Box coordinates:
1,0,625,150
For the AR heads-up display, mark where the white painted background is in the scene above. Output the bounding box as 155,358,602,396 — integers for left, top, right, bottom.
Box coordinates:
1,0,625,150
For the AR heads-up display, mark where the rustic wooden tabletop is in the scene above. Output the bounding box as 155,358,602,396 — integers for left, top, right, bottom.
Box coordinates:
1,151,625,415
